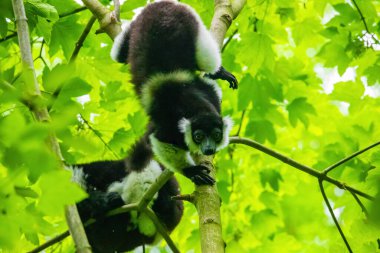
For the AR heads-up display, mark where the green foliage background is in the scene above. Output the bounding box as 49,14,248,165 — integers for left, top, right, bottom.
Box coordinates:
0,0,380,252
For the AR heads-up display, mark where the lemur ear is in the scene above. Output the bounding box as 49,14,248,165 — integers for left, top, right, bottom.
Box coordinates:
178,118,191,134
217,116,233,151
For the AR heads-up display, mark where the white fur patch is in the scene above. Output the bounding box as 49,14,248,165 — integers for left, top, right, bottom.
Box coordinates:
179,3,221,73
69,166,87,191
141,71,194,110
203,77,222,101
217,115,233,151
107,160,162,204
150,134,195,173
195,26,221,73
110,21,131,62
178,118,201,154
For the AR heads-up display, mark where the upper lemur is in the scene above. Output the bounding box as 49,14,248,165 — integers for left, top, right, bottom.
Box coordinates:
111,0,238,93
110,1,235,185
73,132,183,253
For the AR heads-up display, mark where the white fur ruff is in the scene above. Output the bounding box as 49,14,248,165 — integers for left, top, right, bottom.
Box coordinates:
69,166,87,191
217,116,233,151
107,160,162,204
110,21,131,62
178,118,202,154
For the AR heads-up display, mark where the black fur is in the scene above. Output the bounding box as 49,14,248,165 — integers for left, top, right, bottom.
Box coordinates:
149,77,221,149
128,1,199,90
75,136,183,253
113,0,238,93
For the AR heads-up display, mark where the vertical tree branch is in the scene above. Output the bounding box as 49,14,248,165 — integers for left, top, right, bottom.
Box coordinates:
11,0,92,252
192,1,246,252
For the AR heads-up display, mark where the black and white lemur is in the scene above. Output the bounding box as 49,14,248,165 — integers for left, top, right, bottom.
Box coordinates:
111,0,234,185
73,133,183,253
111,0,238,93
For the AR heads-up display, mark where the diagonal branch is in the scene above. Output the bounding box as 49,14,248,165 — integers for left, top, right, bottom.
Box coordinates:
229,137,375,201
70,15,97,62
79,114,119,159
323,141,380,174
319,179,353,253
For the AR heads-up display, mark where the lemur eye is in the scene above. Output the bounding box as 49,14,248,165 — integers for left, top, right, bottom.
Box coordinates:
213,129,222,142
193,130,205,143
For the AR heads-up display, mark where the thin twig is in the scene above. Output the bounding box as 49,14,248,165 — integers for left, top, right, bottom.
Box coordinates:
323,141,380,174
59,6,87,18
79,114,119,159
70,15,97,62
27,231,70,253
112,0,121,22
172,194,195,203
143,208,180,253
351,0,370,33
235,110,245,136
221,29,238,52
0,32,17,43
319,179,353,253
229,137,375,200
349,191,369,218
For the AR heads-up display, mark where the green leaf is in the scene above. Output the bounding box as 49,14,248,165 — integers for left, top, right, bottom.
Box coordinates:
364,64,380,86
108,128,134,154
60,77,92,98
331,81,364,102
238,74,255,110
217,180,231,204
318,42,350,75
276,8,295,24
25,0,59,21
14,186,39,198
238,33,275,75
127,111,148,136
0,18,7,38
246,120,277,144
37,170,87,215
50,15,82,59
287,97,316,128
260,169,283,192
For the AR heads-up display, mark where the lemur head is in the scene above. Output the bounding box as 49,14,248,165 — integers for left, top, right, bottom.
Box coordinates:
179,114,233,155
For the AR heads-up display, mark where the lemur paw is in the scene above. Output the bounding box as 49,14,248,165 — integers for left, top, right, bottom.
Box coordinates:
204,66,238,90
183,165,215,185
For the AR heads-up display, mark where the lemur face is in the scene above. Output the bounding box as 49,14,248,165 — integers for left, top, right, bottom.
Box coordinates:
179,114,233,155
192,127,223,155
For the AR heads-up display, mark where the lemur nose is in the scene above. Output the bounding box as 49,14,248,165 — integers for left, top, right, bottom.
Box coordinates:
203,149,215,156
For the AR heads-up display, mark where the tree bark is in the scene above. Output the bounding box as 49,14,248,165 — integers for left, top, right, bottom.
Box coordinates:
11,0,92,252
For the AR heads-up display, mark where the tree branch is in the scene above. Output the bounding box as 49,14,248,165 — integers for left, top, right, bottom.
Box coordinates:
143,208,180,253
112,0,121,22
0,32,17,43
59,6,88,18
11,0,91,252
70,15,97,62
323,141,380,174
319,179,353,253
27,231,70,253
229,137,375,201
81,0,121,39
